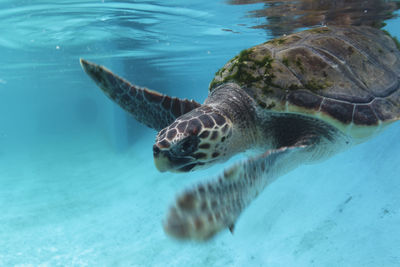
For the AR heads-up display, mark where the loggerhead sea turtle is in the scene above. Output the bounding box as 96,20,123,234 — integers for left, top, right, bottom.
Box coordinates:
80,25,400,241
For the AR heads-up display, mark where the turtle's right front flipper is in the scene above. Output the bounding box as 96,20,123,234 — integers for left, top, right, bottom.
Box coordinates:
162,134,334,241
80,59,201,131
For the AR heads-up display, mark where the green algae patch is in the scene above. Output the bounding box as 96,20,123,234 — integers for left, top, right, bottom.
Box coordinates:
209,47,278,92
215,66,226,77
304,78,333,92
306,27,331,34
255,97,276,109
265,37,286,46
209,79,222,91
295,57,304,73
282,57,289,67
238,49,252,62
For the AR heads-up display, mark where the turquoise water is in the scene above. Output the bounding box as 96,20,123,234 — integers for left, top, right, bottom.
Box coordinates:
0,1,400,266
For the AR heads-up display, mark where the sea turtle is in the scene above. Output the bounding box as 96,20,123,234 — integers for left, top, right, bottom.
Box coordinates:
80,25,400,241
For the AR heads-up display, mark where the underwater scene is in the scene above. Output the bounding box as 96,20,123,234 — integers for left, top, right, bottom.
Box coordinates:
1,0,400,266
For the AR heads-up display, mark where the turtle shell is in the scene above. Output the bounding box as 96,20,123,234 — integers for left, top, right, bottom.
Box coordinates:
210,26,400,140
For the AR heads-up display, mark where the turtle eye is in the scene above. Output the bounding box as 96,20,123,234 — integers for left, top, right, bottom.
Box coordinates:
174,136,199,156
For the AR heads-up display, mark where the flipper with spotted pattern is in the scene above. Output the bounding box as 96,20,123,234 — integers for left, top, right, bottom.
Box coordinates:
80,59,201,131
163,139,317,240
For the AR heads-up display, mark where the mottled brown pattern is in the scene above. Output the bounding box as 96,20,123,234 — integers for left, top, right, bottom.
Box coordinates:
199,143,210,149
288,90,322,110
371,99,398,121
210,131,219,140
320,99,354,124
163,143,320,240
166,129,177,140
199,131,210,139
212,152,220,158
198,114,215,128
210,26,400,126
176,121,188,133
171,98,182,118
353,105,379,125
158,140,170,149
221,124,229,134
80,59,201,131
211,113,226,126
178,193,196,210
187,119,202,135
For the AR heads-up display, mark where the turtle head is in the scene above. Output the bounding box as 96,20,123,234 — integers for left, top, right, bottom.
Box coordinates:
153,106,233,172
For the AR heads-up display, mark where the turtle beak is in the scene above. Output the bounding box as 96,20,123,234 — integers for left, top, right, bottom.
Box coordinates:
154,153,172,172
153,145,196,173
153,145,171,172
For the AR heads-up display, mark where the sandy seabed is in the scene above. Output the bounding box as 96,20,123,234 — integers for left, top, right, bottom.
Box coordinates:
0,123,399,266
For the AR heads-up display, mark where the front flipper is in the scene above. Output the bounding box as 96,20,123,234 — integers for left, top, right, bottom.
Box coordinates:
163,139,317,241
80,59,201,131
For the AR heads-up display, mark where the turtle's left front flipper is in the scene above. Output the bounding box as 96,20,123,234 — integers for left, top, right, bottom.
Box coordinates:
163,138,321,241
80,59,201,131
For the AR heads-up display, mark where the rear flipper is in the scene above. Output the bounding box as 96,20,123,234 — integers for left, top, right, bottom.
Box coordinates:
80,59,201,131
163,140,317,241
